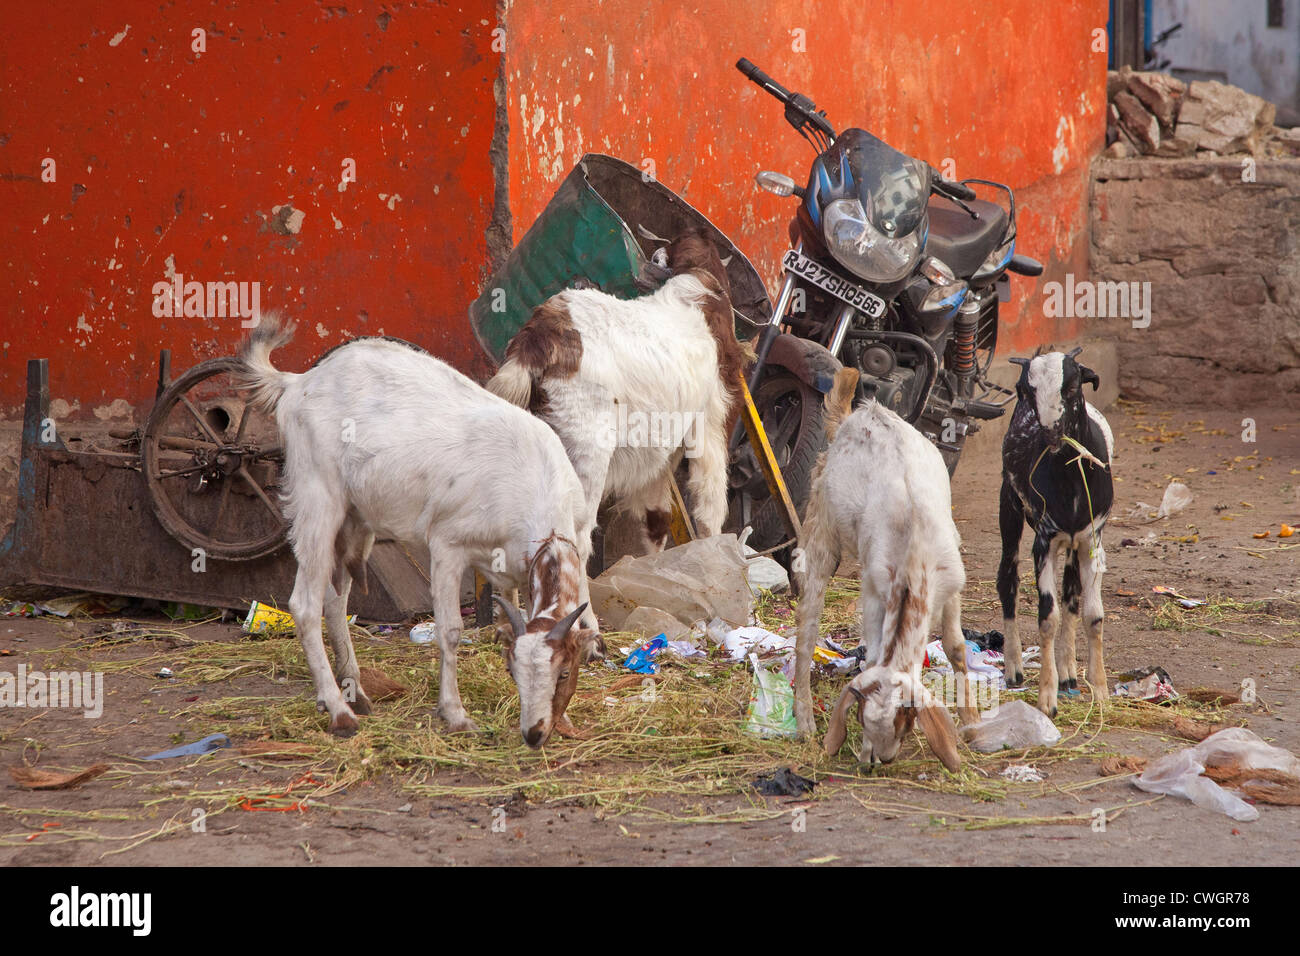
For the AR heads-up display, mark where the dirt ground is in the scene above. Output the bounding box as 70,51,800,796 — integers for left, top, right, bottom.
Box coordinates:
1,401,1297,866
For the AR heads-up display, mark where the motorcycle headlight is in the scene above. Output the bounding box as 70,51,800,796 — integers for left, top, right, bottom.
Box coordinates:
822,198,923,284
972,238,1015,281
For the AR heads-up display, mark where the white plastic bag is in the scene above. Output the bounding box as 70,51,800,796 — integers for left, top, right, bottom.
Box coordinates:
960,700,1062,752
589,534,753,629
1134,727,1300,821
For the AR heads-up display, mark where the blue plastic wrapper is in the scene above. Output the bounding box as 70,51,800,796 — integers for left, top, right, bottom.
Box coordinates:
621,635,668,674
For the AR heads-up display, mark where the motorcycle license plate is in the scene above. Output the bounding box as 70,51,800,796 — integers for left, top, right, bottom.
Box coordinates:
781,249,886,319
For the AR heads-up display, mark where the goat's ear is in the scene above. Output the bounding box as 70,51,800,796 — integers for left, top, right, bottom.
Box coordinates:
1079,363,1100,391
915,699,963,773
823,684,858,756
575,627,604,662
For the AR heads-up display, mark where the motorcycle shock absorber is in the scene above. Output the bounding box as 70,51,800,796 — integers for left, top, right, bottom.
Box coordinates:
951,296,980,380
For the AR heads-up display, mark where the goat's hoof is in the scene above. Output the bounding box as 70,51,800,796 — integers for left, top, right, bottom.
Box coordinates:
328,711,360,737
350,691,374,716
1006,671,1025,688
445,715,480,734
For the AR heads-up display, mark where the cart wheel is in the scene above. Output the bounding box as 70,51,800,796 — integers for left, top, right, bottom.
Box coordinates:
142,356,288,561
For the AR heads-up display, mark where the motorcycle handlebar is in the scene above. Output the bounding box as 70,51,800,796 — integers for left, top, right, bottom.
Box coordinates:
736,57,794,103
736,57,836,141
930,171,976,201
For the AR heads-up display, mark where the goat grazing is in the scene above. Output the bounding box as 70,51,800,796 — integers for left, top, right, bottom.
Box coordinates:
236,319,599,746
486,232,745,557
794,369,976,771
998,348,1114,718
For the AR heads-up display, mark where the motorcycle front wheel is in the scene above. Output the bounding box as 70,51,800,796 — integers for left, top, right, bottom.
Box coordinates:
726,370,826,554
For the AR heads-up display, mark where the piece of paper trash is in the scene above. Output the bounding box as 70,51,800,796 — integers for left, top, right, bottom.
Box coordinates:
666,640,706,659
1000,764,1046,783
1152,585,1205,609
142,733,232,761
723,625,795,661
802,855,840,865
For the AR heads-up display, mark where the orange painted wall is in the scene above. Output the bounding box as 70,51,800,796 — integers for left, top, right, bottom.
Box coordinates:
504,0,1108,352
0,0,501,418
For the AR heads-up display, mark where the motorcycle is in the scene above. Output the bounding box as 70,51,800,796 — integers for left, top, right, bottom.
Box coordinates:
726,58,1044,551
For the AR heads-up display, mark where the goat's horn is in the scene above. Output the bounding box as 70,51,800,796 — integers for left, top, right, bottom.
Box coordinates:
492,595,526,638
1031,344,1045,358
1067,346,1084,358
546,602,589,642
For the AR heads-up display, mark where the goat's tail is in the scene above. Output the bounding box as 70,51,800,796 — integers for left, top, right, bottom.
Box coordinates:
485,359,534,408
235,313,296,414
823,367,860,443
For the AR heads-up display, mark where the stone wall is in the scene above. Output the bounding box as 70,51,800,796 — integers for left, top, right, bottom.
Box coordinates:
1090,156,1300,404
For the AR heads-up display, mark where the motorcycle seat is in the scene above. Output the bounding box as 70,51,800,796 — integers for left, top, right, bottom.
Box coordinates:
926,196,1009,278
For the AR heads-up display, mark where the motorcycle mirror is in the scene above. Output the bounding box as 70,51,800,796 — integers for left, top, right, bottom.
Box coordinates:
755,170,797,197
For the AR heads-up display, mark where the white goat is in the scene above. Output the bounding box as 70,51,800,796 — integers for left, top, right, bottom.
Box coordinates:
794,369,977,771
237,319,599,747
486,232,745,558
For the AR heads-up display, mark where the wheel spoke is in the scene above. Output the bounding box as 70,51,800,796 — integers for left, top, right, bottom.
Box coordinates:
177,394,224,446
237,464,283,523
154,461,211,481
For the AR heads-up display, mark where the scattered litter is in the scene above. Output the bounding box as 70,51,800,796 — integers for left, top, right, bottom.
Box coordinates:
960,700,1061,752
589,534,753,629
1134,728,1300,821
156,667,174,679
621,635,668,674
243,601,356,635
665,639,706,659
962,627,1004,652
142,733,231,761
1156,481,1194,518
9,763,110,790
1281,523,1296,538
721,625,795,661
743,653,797,738
1114,664,1178,702
1000,764,1046,783
1152,585,1205,609
752,767,817,796
924,639,1006,690
409,622,437,645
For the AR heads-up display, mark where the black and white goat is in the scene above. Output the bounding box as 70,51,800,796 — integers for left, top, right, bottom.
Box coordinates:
237,319,598,746
486,232,745,558
998,349,1114,718
795,369,976,772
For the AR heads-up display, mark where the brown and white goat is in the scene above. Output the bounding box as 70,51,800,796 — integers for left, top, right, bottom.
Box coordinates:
236,318,598,747
487,232,746,564
794,369,977,771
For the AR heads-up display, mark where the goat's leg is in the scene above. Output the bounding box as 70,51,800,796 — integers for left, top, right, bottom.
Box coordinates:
323,576,372,716
430,555,477,733
1058,548,1081,694
685,415,729,537
793,514,839,739
326,523,374,715
635,471,675,554
938,592,979,726
996,479,1026,686
288,511,356,736
1033,532,1063,719
1080,542,1109,701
